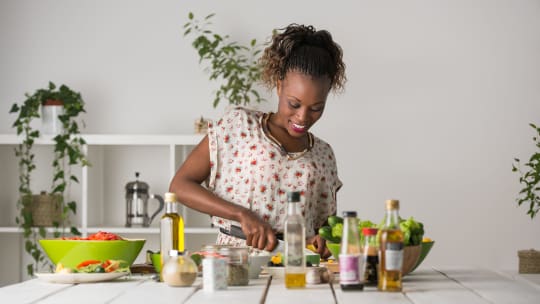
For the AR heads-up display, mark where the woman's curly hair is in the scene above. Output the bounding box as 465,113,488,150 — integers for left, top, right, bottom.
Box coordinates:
260,24,346,93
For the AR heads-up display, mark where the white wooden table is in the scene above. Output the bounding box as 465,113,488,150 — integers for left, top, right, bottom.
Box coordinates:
1,268,539,304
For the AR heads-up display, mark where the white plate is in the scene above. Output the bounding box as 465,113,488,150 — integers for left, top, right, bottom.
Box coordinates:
35,272,128,284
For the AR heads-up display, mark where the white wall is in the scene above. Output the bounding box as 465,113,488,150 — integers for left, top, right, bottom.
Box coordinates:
1,0,539,276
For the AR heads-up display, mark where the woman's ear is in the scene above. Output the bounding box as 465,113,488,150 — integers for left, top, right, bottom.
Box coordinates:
276,79,282,96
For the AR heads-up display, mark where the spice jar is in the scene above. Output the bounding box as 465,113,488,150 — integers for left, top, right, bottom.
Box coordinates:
162,250,198,287
219,247,249,286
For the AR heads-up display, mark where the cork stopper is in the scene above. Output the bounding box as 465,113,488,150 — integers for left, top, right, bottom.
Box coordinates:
385,199,400,210
165,192,177,203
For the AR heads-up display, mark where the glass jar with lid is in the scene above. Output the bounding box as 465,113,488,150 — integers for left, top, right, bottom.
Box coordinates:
219,247,249,286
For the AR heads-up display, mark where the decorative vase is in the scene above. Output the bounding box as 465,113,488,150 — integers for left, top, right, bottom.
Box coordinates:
41,100,64,135
518,249,540,273
22,192,63,227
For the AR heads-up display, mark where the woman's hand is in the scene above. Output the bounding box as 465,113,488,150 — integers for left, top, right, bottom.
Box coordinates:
307,234,331,259
238,209,278,251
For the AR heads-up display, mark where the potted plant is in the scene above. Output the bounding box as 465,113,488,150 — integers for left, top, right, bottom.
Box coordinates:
183,12,267,109
512,122,540,273
9,81,89,276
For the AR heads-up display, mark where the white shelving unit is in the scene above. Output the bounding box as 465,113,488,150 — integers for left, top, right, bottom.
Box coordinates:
0,133,218,285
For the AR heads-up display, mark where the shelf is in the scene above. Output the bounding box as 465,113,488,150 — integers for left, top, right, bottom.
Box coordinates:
0,227,219,235
86,227,219,234
0,134,204,146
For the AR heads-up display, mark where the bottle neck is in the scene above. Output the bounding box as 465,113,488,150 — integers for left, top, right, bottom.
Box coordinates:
165,201,175,213
384,209,400,229
287,201,300,216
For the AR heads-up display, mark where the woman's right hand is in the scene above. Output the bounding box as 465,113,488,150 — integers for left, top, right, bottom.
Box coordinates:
238,209,278,251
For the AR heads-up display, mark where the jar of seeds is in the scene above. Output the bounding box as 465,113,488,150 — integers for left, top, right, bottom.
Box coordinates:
219,247,249,286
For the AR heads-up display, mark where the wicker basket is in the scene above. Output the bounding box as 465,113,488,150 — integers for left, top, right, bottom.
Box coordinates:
23,193,62,227
518,249,540,274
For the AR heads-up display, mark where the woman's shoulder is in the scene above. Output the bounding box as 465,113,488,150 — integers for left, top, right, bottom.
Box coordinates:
218,107,264,125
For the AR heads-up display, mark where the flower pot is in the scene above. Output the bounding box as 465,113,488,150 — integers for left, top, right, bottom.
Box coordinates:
41,100,64,135
518,249,540,273
22,192,63,227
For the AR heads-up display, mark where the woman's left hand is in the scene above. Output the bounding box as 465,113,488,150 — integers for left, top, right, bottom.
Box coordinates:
307,234,331,259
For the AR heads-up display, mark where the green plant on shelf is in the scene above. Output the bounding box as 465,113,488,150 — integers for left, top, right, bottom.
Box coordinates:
513,123,540,219
9,81,90,276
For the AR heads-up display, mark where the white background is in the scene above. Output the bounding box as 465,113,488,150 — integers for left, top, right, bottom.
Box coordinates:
1,0,539,282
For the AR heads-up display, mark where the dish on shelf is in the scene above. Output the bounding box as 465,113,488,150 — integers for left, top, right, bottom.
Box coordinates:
35,272,128,284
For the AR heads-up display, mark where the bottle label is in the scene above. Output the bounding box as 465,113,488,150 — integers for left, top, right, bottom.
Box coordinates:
384,242,403,271
339,254,362,284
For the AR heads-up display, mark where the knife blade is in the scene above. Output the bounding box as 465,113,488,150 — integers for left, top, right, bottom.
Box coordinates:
229,225,284,254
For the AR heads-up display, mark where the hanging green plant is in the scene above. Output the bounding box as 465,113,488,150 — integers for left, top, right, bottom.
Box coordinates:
183,12,266,108
512,123,540,219
9,81,90,276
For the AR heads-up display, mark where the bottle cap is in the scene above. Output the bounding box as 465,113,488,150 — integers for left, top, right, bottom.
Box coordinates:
362,227,378,236
287,191,301,202
385,199,400,210
342,211,357,217
165,192,177,203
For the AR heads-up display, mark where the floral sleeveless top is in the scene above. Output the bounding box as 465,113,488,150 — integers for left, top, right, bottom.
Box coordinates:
207,107,342,242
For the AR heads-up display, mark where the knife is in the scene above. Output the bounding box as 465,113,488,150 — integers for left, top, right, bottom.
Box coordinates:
229,225,321,256
229,225,284,254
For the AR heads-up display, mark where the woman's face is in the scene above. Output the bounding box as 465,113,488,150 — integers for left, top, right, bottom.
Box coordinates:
275,70,332,138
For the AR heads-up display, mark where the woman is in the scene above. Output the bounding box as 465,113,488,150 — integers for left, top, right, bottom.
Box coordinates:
169,24,346,258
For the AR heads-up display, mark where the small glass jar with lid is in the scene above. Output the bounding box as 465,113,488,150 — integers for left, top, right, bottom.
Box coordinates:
162,250,198,287
219,247,249,286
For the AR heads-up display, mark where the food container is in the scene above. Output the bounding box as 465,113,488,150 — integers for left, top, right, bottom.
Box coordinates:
219,247,249,286
162,250,198,287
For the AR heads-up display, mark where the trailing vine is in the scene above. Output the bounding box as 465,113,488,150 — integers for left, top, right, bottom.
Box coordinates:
10,82,89,276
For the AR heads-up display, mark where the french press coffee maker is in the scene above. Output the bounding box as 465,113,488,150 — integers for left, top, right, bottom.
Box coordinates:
125,172,164,227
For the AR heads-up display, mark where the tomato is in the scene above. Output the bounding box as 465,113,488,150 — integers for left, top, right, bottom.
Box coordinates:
77,260,101,269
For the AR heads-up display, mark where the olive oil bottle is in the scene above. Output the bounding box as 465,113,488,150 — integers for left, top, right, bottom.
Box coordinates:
160,192,180,269
171,193,185,252
378,199,404,292
284,191,306,288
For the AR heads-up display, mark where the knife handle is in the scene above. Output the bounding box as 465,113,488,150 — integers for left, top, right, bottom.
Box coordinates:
229,225,247,240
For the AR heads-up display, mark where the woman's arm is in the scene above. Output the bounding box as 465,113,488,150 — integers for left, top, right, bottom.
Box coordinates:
169,135,278,251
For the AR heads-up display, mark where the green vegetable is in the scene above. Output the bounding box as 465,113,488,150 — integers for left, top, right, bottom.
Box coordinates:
327,215,343,227
318,226,340,243
399,217,424,246
94,265,105,273
331,223,344,239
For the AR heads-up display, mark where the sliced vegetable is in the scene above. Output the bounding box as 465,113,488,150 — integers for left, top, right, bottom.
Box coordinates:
77,260,101,269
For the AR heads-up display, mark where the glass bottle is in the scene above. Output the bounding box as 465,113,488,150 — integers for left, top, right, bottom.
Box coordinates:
378,199,404,292
171,194,185,252
284,191,306,288
162,250,198,287
339,211,364,291
362,227,379,286
160,192,180,272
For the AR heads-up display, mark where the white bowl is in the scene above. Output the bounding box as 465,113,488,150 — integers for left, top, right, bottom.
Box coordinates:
249,255,271,279
261,266,285,279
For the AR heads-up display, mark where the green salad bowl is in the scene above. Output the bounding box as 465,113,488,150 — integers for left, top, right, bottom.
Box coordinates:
39,239,145,269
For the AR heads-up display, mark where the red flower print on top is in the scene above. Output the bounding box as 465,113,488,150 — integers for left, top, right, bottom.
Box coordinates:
206,107,342,240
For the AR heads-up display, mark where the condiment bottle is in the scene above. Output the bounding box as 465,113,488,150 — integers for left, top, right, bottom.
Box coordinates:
219,247,249,286
162,250,198,287
160,192,180,274
362,227,379,286
339,211,364,291
284,191,306,288
171,193,185,252
378,199,404,292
